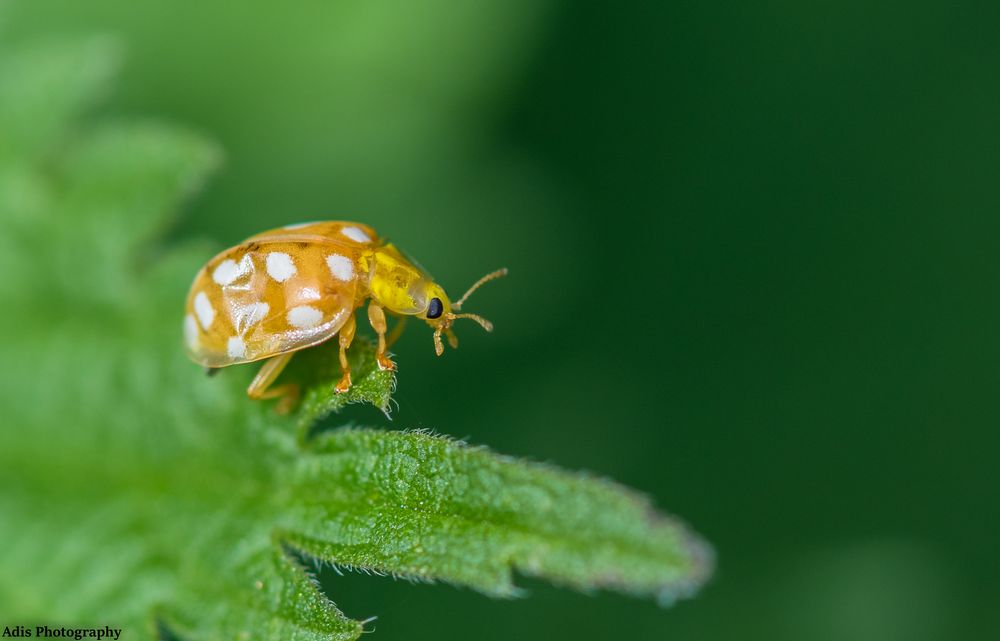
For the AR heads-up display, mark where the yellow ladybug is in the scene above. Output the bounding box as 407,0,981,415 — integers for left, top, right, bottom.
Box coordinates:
183,221,505,403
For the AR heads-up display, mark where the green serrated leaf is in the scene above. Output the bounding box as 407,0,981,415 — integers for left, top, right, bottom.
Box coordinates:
0,37,120,161
290,338,397,438
0,36,712,641
282,429,712,605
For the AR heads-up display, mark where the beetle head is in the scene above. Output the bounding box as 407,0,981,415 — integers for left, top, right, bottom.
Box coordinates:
425,268,507,356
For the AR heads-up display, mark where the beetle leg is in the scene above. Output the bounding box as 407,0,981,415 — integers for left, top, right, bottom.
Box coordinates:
334,312,357,393
367,300,397,371
247,352,300,413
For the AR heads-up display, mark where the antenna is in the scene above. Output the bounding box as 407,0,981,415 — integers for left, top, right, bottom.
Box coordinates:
452,268,508,310
432,268,507,356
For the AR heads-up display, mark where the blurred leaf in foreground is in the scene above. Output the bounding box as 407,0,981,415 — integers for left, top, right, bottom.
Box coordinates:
0,39,712,640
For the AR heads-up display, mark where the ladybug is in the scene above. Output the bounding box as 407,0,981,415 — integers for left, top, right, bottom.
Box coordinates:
183,221,505,404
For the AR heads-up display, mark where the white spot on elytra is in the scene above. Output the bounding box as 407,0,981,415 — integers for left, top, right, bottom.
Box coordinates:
231,301,269,332
212,259,240,286
326,254,353,281
266,252,297,282
341,226,371,243
287,305,323,329
184,314,199,349
194,291,216,329
227,336,247,359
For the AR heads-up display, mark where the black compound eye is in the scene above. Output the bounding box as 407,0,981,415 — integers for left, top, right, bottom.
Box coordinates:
427,297,444,319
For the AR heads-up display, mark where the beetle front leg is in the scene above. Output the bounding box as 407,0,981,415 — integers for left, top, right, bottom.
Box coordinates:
334,313,357,393
367,300,397,371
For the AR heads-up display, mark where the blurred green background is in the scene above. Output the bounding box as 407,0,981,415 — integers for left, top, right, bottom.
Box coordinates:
3,1,999,639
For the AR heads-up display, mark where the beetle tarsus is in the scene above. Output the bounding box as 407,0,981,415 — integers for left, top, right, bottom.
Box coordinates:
376,354,397,371
334,372,352,394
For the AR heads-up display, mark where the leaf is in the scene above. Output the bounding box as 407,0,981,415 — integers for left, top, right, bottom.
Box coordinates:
283,429,712,605
289,338,397,438
0,37,712,641
0,37,120,162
